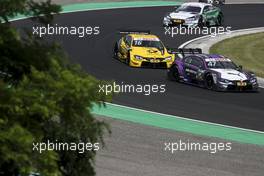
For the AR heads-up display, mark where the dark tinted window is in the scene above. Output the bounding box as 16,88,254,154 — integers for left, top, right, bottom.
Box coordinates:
203,6,210,12
132,40,163,49
190,57,203,68
176,6,201,13
184,57,192,64
124,35,132,46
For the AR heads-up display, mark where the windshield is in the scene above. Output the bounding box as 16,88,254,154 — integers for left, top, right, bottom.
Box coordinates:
175,6,201,13
205,59,238,69
132,39,164,49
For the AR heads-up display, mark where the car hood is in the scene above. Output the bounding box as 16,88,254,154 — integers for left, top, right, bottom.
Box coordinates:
210,69,248,81
169,11,198,20
132,47,168,58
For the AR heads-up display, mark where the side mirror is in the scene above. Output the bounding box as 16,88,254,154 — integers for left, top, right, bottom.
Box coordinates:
238,65,243,70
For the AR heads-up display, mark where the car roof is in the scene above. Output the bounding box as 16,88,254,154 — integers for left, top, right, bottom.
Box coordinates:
181,2,211,8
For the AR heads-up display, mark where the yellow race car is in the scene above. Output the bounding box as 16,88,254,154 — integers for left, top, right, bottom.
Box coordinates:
113,30,175,68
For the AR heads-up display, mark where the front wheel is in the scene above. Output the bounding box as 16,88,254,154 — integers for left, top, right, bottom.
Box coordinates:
205,74,215,90
113,42,119,59
168,66,180,82
216,14,224,26
126,53,131,66
198,17,204,28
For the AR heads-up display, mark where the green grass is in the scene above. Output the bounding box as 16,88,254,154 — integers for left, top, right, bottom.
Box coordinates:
210,32,264,77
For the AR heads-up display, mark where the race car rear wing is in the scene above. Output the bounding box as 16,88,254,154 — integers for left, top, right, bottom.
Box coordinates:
167,48,202,57
119,30,151,35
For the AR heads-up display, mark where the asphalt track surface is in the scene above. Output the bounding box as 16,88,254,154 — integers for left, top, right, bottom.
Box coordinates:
14,4,264,131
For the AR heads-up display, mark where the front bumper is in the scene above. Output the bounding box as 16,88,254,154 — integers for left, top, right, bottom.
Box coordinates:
130,58,174,68
163,17,199,28
216,80,259,92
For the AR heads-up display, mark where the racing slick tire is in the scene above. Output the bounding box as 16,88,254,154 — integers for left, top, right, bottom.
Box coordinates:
168,65,180,82
218,0,225,5
126,52,131,66
113,42,119,60
216,13,224,26
198,17,204,28
212,1,218,5
205,74,215,90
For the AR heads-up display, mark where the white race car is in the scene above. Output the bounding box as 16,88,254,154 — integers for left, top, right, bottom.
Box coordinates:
163,2,224,27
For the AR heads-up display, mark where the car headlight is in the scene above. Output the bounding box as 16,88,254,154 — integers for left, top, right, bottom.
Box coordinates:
134,55,143,60
164,56,172,61
219,78,231,84
164,13,171,20
164,16,170,22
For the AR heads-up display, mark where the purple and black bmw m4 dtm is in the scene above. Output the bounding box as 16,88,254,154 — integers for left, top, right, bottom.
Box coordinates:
167,49,258,91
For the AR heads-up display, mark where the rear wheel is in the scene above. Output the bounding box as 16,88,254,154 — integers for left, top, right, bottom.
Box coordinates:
168,66,180,81
212,0,219,5
219,0,225,5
